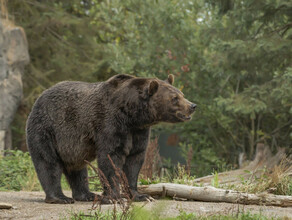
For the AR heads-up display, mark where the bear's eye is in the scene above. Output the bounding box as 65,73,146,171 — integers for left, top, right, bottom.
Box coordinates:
172,97,179,104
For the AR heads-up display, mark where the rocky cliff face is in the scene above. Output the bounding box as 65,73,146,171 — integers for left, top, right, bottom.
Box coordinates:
0,19,29,153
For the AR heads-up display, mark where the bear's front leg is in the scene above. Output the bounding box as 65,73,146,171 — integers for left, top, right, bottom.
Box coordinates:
123,128,154,202
123,151,154,202
97,150,126,203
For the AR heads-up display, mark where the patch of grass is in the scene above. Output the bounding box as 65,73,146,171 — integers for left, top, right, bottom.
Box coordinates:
211,171,219,188
172,163,198,186
69,207,157,220
139,177,160,185
230,165,292,196
0,150,41,191
65,210,128,220
0,150,102,192
138,163,199,186
66,207,281,220
274,175,292,196
87,165,103,191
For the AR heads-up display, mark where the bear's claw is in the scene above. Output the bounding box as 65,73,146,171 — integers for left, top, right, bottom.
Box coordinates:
73,192,96,201
45,196,75,204
133,193,154,202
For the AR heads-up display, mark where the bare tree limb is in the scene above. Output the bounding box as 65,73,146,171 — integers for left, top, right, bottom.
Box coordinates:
138,183,292,207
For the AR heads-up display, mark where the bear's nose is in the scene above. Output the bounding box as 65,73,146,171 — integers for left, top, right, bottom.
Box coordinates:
190,103,197,111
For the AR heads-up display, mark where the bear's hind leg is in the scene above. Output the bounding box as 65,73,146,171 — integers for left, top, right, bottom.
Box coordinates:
64,168,96,201
33,157,74,204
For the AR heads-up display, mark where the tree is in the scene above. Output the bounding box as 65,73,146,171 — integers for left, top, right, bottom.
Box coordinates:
198,0,292,159
7,0,105,149
7,0,292,176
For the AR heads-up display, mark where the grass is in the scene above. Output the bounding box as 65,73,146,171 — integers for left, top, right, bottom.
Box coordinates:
139,163,199,187
0,150,41,191
1,150,291,197
65,207,283,220
0,150,101,192
226,165,292,196
172,163,198,186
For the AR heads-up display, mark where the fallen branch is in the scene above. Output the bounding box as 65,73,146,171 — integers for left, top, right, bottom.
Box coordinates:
138,183,292,207
0,203,12,209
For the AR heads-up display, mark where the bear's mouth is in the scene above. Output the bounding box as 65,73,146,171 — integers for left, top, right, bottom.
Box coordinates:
176,112,192,121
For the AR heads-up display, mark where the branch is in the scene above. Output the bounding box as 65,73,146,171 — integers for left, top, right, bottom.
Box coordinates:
271,120,292,135
138,183,292,207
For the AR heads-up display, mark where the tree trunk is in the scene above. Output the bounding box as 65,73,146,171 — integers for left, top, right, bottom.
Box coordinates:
138,183,292,207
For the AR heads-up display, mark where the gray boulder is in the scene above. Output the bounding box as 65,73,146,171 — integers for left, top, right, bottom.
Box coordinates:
0,19,29,153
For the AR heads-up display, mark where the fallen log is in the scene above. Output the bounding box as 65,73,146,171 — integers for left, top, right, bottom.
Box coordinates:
0,203,12,209
138,183,292,207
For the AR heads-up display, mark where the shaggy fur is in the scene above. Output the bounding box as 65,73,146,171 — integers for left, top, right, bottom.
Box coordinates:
26,74,196,204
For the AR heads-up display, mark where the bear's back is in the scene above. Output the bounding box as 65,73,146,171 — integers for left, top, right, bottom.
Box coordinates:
27,81,105,129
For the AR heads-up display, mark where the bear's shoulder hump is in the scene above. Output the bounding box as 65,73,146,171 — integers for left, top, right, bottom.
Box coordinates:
107,74,136,87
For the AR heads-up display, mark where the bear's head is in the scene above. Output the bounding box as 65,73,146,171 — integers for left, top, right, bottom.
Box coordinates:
107,74,196,126
147,74,196,123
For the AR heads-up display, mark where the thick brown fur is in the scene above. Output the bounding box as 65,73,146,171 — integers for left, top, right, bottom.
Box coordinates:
26,74,196,204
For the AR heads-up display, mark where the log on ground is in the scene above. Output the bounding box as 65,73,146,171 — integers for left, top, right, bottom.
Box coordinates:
138,183,292,207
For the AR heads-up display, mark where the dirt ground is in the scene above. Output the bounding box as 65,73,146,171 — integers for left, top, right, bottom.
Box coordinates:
0,191,292,220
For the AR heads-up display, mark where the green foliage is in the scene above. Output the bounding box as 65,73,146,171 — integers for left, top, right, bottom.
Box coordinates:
139,163,198,186
0,150,41,191
7,0,107,149
0,150,102,192
211,171,220,188
6,0,292,177
176,0,292,173
197,0,292,159
87,165,103,192
89,0,199,79
139,178,160,185
172,163,197,186
275,175,292,196
180,142,231,177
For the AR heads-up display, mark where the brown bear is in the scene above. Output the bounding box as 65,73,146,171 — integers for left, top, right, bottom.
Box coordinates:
26,74,196,204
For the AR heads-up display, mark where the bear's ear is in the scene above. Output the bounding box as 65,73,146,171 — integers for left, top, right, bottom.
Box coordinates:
148,80,159,96
166,74,174,85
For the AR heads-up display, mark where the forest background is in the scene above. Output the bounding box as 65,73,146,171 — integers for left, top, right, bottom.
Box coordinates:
5,0,292,177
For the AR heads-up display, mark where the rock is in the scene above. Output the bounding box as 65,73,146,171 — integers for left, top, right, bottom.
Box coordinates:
0,203,12,209
0,19,29,153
